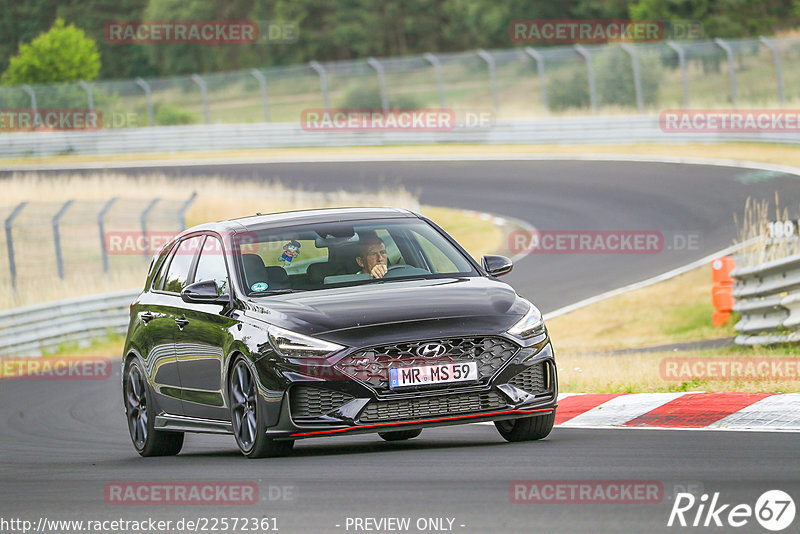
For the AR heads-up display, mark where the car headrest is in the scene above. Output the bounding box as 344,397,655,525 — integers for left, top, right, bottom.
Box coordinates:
264,266,289,289
306,262,330,284
241,254,267,285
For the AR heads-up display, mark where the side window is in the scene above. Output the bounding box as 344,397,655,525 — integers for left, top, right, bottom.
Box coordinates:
375,229,403,265
193,237,229,295
163,236,204,293
151,249,172,291
414,231,459,273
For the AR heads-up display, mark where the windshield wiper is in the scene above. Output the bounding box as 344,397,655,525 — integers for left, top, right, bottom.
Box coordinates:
249,288,299,295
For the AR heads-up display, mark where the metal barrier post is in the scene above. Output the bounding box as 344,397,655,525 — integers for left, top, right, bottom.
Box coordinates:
666,41,690,108
423,53,446,108
135,77,155,126
367,58,389,112
574,45,597,114
178,193,198,231
78,81,94,110
22,85,37,123
476,50,499,118
250,69,271,122
98,197,118,273
140,198,160,259
52,199,74,280
5,202,28,289
759,36,784,106
309,61,330,111
524,48,548,113
620,44,644,112
191,74,210,124
714,38,738,107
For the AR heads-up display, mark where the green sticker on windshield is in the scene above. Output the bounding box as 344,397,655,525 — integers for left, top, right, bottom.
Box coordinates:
251,282,269,292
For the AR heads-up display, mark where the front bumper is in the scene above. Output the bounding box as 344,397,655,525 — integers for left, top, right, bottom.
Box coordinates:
258,338,558,441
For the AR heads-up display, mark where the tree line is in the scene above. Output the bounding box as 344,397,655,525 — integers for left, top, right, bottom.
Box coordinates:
1,0,798,83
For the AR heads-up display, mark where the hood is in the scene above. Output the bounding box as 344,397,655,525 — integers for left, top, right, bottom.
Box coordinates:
241,277,527,339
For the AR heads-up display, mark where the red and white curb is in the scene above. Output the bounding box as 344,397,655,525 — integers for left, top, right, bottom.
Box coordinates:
482,393,800,432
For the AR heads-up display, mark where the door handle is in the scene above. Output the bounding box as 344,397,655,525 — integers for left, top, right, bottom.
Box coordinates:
141,312,155,324
174,316,190,329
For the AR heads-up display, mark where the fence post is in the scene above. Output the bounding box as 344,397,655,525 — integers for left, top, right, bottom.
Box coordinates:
52,199,74,280
574,45,597,114
191,74,210,124
5,202,28,289
423,53,446,108
309,61,330,111
620,44,644,112
250,69,271,122
98,197,117,273
758,36,784,106
524,48,548,113
22,85,37,122
78,81,94,110
178,193,198,231
714,38,738,108
141,198,160,259
476,50,499,118
666,41,690,108
135,78,155,126
367,57,389,112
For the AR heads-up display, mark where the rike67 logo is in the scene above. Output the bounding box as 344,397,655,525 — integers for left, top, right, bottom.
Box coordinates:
668,490,796,531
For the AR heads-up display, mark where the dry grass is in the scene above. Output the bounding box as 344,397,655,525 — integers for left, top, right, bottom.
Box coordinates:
0,172,504,310
547,264,735,354
7,142,800,168
734,194,800,268
558,348,800,394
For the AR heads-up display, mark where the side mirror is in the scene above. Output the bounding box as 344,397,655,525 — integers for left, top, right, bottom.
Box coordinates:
181,280,231,305
482,255,513,277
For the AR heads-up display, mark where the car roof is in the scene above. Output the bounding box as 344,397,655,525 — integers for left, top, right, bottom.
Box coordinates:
185,207,421,235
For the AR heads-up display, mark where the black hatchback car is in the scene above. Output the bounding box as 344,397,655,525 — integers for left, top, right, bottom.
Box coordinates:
122,208,557,458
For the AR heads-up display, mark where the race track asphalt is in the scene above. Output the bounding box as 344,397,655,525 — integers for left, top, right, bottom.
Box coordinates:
2,159,800,533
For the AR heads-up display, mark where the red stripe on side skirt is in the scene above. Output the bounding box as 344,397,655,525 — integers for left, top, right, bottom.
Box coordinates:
623,393,774,428
554,394,624,425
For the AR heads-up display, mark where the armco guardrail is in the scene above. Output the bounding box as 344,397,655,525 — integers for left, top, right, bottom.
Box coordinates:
732,253,800,345
0,290,138,357
2,116,800,157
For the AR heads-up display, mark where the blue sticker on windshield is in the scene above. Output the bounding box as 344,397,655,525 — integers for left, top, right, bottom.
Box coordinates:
251,282,269,292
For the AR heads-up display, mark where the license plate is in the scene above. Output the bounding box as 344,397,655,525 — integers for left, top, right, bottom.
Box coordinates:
389,362,478,388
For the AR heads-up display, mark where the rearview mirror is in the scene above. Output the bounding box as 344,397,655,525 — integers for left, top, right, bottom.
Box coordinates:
181,280,231,305
482,255,513,277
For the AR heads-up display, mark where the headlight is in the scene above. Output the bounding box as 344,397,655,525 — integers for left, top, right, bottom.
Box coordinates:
507,299,545,339
267,325,344,358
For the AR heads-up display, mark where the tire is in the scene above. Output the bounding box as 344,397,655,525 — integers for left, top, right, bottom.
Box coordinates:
378,429,422,441
123,358,184,457
494,412,555,442
228,357,294,459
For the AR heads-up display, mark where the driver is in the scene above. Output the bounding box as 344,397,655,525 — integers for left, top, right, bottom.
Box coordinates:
355,236,389,279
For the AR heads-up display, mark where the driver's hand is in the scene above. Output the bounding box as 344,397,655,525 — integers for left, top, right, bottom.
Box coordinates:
370,264,388,279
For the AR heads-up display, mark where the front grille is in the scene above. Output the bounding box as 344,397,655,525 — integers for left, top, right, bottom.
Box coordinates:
335,337,519,392
290,386,354,419
508,363,548,395
359,390,507,423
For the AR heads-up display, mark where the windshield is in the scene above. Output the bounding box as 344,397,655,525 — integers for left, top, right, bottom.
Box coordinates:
234,218,477,295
